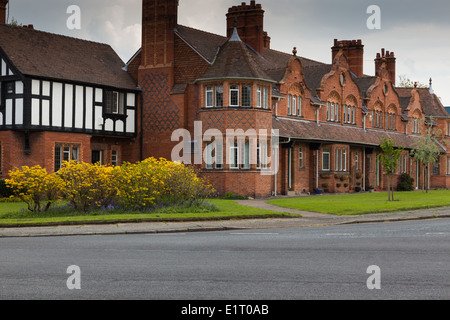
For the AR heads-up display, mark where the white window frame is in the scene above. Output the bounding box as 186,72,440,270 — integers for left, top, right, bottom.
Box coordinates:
241,142,250,169
257,86,262,108
230,85,240,107
215,85,223,107
292,95,297,116
263,87,269,109
205,86,214,108
111,150,118,166
322,148,330,171
287,94,292,115
297,96,302,116
230,142,239,169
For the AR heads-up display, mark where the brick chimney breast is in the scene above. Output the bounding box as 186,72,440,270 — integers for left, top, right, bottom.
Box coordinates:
332,39,364,77
375,48,396,85
226,1,269,54
0,0,8,24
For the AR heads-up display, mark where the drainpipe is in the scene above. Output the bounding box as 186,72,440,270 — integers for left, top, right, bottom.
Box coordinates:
363,148,366,191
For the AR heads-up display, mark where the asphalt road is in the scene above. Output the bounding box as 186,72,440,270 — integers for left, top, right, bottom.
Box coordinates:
1,219,449,301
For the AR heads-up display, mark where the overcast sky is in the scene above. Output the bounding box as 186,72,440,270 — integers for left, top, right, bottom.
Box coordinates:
6,0,450,105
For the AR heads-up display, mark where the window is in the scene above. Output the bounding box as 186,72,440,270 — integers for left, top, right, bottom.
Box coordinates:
322,148,330,171
412,118,420,134
215,86,223,107
111,150,118,166
241,86,251,107
335,148,347,172
292,96,297,116
352,107,356,124
6,82,14,95
297,96,302,116
433,162,439,175
263,87,269,109
230,85,239,106
447,121,450,136
447,157,450,175
299,147,304,169
257,86,262,108
206,141,223,169
105,91,125,115
355,152,359,171
257,141,268,169
327,102,339,122
205,85,223,108
55,144,80,172
241,142,250,169
387,113,396,130
335,103,339,122
230,142,239,169
374,110,383,128
206,86,214,108
287,95,292,115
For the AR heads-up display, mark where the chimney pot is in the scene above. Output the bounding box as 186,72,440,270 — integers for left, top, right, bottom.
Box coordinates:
331,39,364,77
226,1,267,54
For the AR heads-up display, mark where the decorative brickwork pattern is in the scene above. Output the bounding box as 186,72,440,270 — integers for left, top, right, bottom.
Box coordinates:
141,72,181,132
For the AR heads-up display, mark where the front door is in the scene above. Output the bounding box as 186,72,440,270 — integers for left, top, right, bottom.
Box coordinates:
92,150,102,164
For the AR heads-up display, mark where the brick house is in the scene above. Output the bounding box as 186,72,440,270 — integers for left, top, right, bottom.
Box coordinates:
1,0,449,197
0,1,140,175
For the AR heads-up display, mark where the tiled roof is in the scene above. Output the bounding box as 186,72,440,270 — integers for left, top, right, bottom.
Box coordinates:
198,32,274,82
396,87,449,118
273,117,436,150
176,24,329,85
0,24,138,90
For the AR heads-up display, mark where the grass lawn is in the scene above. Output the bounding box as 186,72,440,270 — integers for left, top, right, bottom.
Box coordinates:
0,199,298,227
266,190,450,215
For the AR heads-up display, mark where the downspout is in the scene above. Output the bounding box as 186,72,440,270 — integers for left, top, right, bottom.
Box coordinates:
363,148,366,191
139,87,144,161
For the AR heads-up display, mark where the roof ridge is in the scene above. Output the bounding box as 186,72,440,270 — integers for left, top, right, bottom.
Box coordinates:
0,23,112,48
177,24,227,40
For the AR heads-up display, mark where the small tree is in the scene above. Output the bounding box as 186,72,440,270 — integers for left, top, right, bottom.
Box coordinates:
410,118,443,193
377,137,404,201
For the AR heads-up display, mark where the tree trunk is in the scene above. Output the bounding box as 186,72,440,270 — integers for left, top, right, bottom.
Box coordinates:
387,175,391,201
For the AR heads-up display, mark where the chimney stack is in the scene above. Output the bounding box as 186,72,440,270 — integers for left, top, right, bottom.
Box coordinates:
332,39,364,77
375,48,396,85
141,0,178,68
0,0,8,24
226,1,269,54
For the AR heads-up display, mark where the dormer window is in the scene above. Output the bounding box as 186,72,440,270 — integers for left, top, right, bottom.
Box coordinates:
326,102,339,122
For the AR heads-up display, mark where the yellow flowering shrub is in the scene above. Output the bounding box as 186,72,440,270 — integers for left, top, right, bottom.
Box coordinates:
6,165,62,213
6,158,215,213
57,161,117,212
115,158,214,210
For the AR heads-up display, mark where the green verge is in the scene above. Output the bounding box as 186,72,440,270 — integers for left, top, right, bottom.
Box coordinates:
266,190,450,215
0,199,298,227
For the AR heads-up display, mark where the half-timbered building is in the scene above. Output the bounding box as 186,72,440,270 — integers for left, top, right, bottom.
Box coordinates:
0,20,139,176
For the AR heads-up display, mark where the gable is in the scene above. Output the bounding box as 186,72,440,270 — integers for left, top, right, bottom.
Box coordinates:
0,24,137,91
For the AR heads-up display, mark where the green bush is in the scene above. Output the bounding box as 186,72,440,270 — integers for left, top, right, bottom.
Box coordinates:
397,173,414,191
